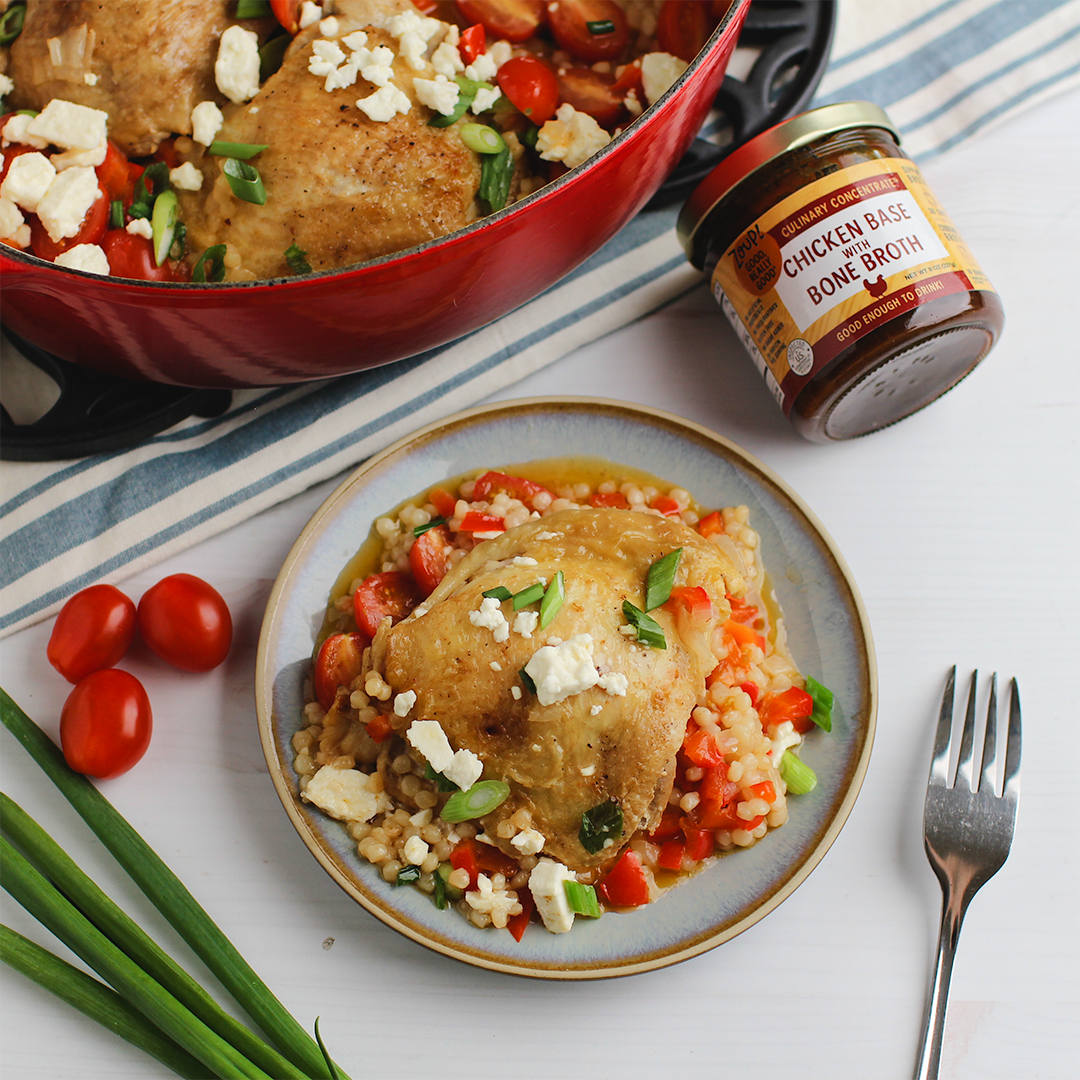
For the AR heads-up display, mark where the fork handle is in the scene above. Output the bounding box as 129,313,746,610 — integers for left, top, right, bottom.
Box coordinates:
914,888,968,1080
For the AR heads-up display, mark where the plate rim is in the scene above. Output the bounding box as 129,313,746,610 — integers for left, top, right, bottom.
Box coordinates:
255,395,878,979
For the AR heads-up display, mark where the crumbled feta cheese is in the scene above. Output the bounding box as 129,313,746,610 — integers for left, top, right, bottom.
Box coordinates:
53,243,109,275
471,84,502,112
309,38,347,83
513,610,539,639
1,114,49,149
298,1,322,30
529,858,577,933
406,719,454,773
413,74,460,115
0,196,24,240
464,53,497,82
355,45,396,88
444,748,483,792
125,217,153,239
356,81,411,121
623,87,643,117
536,103,611,170
767,719,802,771
35,165,99,241
403,834,429,865
430,40,464,78
319,16,340,36
83,72,99,86
396,31,429,71
51,135,108,170
393,689,417,717
7,223,30,247
386,10,443,44
590,704,603,716
302,765,388,822
490,660,502,671
341,30,369,51
409,808,433,827
469,595,510,642
465,873,522,928
524,634,599,705
191,101,224,146
511,686,522,700
26,99,108,151
215,25,261,103
597,671,628,696
511,829,545,856
489,40,513,67
0,74,13,97
641,51,689,105
169,162,203,191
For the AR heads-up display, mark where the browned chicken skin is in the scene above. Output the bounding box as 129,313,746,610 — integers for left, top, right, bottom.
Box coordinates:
377,509,744,873
6,0,272,157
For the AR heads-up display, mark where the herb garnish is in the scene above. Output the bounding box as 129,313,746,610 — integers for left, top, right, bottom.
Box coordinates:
580,800,623,854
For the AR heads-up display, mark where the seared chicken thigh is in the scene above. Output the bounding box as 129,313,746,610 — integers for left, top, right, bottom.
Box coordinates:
377,509,744,872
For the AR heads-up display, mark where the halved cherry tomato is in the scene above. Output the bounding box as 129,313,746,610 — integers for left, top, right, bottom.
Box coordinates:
96,141,136,203
506,886,534,941
313,631,368,711
152,137,181,170
459,22,487,63
555,67,624,127
682,825,715,861
697,510,724,538
652,494,681,516
352,571,422,638
137,574,233,672
409,524,453,596
497,55,560,124
548,0,629,62
270,0,302,35
683,724,725,768
454,0,546,42
30,184,109,261
47,584,136,684
366,713,393,742
657,0,712,63
470,470,552,504
60,669,152,780
611,58,643,96
476,842,520,879
99,230,191,282
598,848,649,907
589,490,629,509
759,685,815,734
665,585,713,623
428,487,459,519
656,838,685,871
458,511,506,533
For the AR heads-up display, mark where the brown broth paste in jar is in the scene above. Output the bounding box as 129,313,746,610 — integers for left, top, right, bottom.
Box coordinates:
677,102,1004,441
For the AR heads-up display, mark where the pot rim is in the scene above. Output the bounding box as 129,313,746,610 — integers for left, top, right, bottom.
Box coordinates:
0,0,748,292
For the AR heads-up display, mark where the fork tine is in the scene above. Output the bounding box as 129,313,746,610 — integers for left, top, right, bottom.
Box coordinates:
1003,678,1022,798
955,670,979,791
929,666,956,786
978,673,999,795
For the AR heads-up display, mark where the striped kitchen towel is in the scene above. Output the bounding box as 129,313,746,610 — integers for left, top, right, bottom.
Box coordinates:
3,0,1079,637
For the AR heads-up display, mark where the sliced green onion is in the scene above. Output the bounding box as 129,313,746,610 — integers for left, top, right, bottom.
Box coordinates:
482,586,513,601
0,3,26,47
395,865,421,885
779,749,818,794
414,516,447,537
223,157,267,205
209,140,269,160
478,143,512,212
539,571,564,629
805,674,834,732
128,161,170,220
622,600,666,649
579,799,623,854
0,689,347,1080
0,794,305,1079
644,547,682,611
284,240,312,275
512,582,544,610
192,243,227,283
459,122,505,154
236,0,271,17
151,190,178,266
169,220,187,261
259,31,290,80
109,199,124,229
587,18,615,34
441,780,510,823
519,667,536,695
1,926,209,1080
521,124,539,148
427,76,489,128
563,880,602,918
423,762,458,792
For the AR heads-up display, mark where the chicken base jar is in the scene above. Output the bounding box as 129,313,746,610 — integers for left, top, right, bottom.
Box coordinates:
677,103,1004,442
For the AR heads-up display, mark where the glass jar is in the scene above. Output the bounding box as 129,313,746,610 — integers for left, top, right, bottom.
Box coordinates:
677,102,1004,441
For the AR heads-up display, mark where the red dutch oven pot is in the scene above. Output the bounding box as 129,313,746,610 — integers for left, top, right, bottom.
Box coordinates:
0,1,749,388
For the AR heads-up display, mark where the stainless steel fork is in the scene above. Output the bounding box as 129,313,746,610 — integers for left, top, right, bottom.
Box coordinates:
914,667,1022,1080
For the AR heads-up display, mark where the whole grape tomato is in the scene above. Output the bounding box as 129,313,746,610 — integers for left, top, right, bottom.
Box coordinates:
137,574,233,672
47,584,137,683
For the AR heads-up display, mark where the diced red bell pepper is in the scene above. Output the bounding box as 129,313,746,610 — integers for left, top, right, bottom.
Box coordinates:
647,805,683,843
682,825,715,862
665,585,714,623
459,511,506,533
589,491,630,509
475,842,520,880
428,487,458,519
698,762,738,806
759,686,815,734
366,713,393,742
749,781,776,803
459,23,486,63
450,839,481,890
598,849,650,908
656,838,685,871
682,724,725,768
697,511,724,538
652,495,682,516
725,593,760,624
470,471,552,504
506,888,534,942
691,799,743,831
724,619,765,651
739,681,760,707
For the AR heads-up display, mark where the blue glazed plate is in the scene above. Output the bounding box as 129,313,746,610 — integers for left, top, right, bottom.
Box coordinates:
255,398,876,978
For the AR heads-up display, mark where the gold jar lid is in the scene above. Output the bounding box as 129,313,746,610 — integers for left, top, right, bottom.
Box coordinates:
676,102,901,264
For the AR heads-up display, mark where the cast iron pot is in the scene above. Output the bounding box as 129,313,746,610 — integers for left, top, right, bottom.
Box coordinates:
0,1,749,388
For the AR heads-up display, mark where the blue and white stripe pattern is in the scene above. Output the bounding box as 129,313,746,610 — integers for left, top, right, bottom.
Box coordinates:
3,0,1078,636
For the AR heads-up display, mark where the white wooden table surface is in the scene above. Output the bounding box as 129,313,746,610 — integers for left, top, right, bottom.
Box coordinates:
2,89,1077,1080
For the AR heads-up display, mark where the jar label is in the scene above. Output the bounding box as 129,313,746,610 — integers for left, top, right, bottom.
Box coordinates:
711,157,995,414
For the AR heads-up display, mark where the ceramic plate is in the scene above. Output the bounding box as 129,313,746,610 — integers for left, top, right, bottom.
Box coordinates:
256,398,876,978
